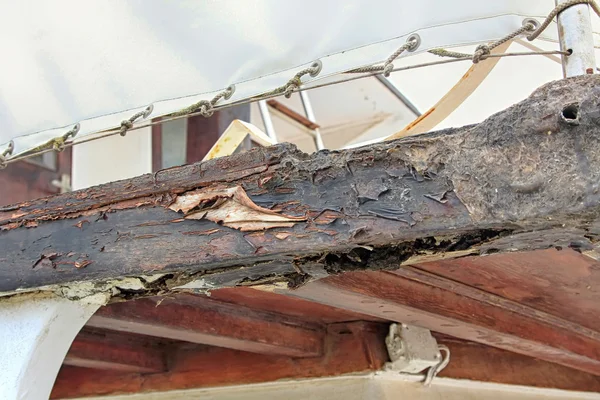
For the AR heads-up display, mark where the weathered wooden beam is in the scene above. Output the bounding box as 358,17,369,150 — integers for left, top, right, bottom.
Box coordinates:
2,75,600,296
64,328,167,373
87,295,324,357
283,266,600,376
51,322,388,399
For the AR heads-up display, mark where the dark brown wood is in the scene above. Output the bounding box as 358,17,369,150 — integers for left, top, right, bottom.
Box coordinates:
267,99,320,130
87,295,324,357
186,114,220,164
284,269,600,376
2,75,600,297
415,248,600,333
51,322,388,399
64,328,167,373
435,335,600,392
151,118,162,173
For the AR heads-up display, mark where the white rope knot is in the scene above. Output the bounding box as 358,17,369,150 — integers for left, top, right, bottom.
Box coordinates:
284,77,302,98
173,86,234,118
281,62,321,98
0,140,14,169
119,105,153,137
119,120,134,136
381,35,420,76
383,64,394,77
472,44,491,63
198,101,215,117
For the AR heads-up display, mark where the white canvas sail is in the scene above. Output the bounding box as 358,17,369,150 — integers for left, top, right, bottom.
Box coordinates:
0,0,584,158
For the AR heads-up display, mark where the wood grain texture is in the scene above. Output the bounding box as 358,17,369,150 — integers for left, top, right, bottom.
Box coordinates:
151,118,162,173
267,99,320,130
437,336,600,392
87,295,324,357
285,270,600,376
51,322,388,399
64,328,167,373
53,325,600,397
205,287,383,324
3,75,600,295
414,248,600,332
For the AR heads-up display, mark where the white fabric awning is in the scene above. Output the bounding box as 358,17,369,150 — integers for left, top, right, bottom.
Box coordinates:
0,0,581,157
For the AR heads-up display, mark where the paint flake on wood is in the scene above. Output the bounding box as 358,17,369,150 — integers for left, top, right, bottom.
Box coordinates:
168,185,306,231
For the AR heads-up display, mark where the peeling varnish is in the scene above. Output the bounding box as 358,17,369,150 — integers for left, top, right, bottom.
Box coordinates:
169,186,306,231
0,195,161,230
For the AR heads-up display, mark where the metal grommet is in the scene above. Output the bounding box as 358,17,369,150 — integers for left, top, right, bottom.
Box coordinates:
407,34,421,52
522,18,540,30
69,123,81,140
143,104,154,118
309,60,323,77
224,84,236,100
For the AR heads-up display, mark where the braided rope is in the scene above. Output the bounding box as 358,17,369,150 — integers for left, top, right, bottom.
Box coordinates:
0,140,14,169
173,85,236,117
428,21,536,63
528,0,600,41
258,61,323,99
120,105,154,136
54,123,81,152
472,22,536,63
349,37,419,76
428,48,471,59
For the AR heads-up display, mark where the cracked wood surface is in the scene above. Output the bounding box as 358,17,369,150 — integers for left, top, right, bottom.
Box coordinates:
2,75,600,296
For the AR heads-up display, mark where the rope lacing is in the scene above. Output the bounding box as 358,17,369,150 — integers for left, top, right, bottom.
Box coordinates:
0,140,14,169
173,85,236,117
55,123,80,152
429,21,537,63
350,35,420,76
528,0,600,41
120,105,154,136
430,1,600,63
259,60,323,99
4,0,600,165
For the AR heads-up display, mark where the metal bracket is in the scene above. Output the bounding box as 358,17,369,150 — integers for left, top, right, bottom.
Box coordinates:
384,323,450,386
